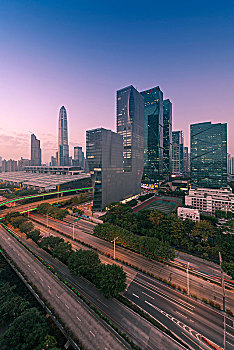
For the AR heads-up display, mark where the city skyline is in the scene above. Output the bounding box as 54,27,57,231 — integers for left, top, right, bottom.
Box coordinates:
1,1,234,161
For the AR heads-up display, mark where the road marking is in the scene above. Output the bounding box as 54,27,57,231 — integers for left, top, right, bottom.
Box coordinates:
65,304,69,309
176,311,187,318
226,331,234,338
182,332,204,350
142,291,154,299
90,331,95,337
56,294,60,299
227,341,234,346
34,270,37,274
132,293,139,298
40,277,43,281
76,316,81,321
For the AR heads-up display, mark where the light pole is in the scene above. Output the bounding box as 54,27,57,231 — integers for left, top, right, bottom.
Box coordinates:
219,251,226,350
111,237,118,260
187,262,190,296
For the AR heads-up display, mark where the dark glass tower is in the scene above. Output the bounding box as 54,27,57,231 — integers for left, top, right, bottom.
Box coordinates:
190,122,227,188
140,87,163,183
163,99,172,177
58,106,69,166
31,134,41,166
117,85,144,174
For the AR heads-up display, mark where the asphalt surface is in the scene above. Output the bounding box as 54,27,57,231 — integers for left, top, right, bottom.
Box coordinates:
30,213,234,311
26,219,234,350
0,225,130,350
10,224,188,350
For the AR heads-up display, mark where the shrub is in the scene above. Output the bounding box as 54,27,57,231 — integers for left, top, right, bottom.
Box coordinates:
209,300,214,307
202,298,208,303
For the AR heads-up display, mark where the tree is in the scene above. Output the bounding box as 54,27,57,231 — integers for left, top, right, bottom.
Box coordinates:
43,335,58,349
40,236,64,251
0,307,48,350
191,220,216,242
0,296,30,325
52,241,72,264
11,216,27,228
95,264,126,298
19,221,34,234
26,229,42,243
68,250,100,280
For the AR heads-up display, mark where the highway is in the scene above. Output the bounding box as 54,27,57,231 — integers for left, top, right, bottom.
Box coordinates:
26,219,234,350
29,213,234,311
0,225,130,350
7,224,189,350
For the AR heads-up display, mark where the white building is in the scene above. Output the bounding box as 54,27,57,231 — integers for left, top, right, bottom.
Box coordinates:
185,187,234,215
177,207,200,222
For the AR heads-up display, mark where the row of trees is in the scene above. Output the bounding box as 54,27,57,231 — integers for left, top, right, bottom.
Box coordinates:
4,211,126,298
0,255,61,350
37,203,68,220
101,204,234,278
36,235,127,298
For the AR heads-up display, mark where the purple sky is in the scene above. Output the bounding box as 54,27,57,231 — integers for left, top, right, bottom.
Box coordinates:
0,1,234,162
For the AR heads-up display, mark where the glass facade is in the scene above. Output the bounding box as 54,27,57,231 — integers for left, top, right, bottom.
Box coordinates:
140,86,163,183
163,99,172,177
172,131,184,175
190,122,227,188
117,85,144,173
31,134,41,166
58,106,69,166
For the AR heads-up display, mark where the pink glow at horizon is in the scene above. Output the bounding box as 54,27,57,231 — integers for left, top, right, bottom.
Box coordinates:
0,1,234,162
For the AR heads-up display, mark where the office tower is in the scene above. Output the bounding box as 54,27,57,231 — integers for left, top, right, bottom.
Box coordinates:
190,122,227,188
86,85,144,211
227,153,232,175
183,147,190,177
117,85,144,173
18,157,30,170
163,99,172,177
74,146,85,169
58,106,69,166
86,128,124,210
50,156,57,166
231,157,234,175
139,87,163,183
172,131,184,175
31,134,41,166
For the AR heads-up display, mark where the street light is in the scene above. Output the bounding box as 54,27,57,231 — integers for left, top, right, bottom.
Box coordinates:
219,251,226,350
111,237,118,260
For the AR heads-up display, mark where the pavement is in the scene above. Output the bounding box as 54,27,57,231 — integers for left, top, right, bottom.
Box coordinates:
0,225,130,350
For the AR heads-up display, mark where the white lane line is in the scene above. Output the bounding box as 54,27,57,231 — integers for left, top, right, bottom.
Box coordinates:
34,270,37,274
226,331,234,338
90,331,95,337
142,291,154,299
176,311,187,318
132,293,139,298
40,277,43,281
65,304,69,309
227,341,234,346
56,294,60,299
76,316,81,321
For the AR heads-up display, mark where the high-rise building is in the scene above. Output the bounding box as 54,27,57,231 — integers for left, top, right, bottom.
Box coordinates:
231,157,234,175
74,146,85,169
31,134,41,166
18,157,30,170
140,86,163,183
190,122,227,188
172,131,184,175
86,85,144,211
50,156,57,166
117,85,144,173
163,99,172,177
2,159,18,172
183,146,190,177
227,153,232,175
58,106,69,166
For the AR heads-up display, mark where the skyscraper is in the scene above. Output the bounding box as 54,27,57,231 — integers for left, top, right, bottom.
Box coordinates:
117,85,144,174
190,122,227,188
31,134,41,166
183,146,190,177
172,131,184,175
74,146,85,169
163,99,172,177
58,106,69,166
86,85,144,211
140,87,163,183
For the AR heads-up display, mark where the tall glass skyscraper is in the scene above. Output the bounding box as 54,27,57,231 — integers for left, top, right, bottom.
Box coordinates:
117,85,144,173
190,122,227,188
58,106,69,166
172,131,184,175
163,99,172,177
31,134,41,166
140,86,163,183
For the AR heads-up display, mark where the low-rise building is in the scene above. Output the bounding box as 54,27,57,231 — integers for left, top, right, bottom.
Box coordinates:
177,207,200,222
185,187,234,215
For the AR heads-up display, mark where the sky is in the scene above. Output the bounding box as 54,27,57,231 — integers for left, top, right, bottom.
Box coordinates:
0,0,234,162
